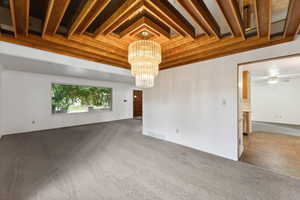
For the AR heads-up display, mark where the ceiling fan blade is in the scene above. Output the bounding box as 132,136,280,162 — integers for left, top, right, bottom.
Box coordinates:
251,76,270,81
278,73,300,78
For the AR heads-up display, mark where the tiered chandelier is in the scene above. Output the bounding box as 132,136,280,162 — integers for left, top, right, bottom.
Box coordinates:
128,36,162,88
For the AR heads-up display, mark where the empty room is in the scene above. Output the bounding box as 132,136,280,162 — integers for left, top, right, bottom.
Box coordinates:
0,0,300,199
239,56,300,179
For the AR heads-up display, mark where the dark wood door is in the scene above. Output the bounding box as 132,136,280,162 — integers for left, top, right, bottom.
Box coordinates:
133,90,143,117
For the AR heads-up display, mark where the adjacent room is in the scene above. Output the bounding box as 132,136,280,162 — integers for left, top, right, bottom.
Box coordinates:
239,55,300,178
0,0,300,199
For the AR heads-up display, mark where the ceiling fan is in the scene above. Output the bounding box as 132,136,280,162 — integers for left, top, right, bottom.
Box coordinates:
252,73,300,84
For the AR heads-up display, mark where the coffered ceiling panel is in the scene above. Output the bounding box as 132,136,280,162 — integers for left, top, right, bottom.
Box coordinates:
0,0,299,70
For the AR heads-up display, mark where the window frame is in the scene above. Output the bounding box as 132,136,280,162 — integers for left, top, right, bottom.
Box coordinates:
51,82,113,115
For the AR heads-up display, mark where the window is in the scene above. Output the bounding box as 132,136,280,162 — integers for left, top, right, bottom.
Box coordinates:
51,83,112,114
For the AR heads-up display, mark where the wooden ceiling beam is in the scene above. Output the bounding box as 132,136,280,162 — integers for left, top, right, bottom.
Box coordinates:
76,0,111,35
44,34,128,63
94,0,142,36
42,0,71,36
254,0,272,38
119,16,170,39
161,34,194,51
145,0,195,38
215,0,245,38
177,0,220,38
83,32,129,50
161,36,293,69
94,0,195,38
68,0,98,38
70,34,127,57
129,26,160,38
283,0,300,39
9,0,30,37
3,0,299,70
163,35,217,57
163,35,244,63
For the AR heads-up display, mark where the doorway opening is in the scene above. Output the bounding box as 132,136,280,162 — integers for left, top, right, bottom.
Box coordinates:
238,54,300,179
133,90,143,120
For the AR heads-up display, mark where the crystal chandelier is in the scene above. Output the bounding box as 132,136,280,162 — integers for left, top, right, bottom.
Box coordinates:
128,39,161,88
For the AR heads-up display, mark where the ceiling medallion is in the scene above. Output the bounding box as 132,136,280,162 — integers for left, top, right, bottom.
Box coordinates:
128,32,162,88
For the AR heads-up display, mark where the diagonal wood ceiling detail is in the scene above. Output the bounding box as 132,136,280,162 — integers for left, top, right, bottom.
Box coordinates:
76,0,111,35
0,0,298,70
9,0,30,37
145,0,195,38
67,0,98,38
254,0,272,38
177,0,221,38
94,0,142,36
215,0,245,38
42,0,71,36
283,0,300,39
119,16,171,40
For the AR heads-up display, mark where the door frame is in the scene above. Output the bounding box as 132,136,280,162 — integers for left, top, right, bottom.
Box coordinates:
236,53,300,160
133,89,143,117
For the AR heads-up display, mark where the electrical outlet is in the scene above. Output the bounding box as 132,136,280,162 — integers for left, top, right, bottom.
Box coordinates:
176,129,180,134
222,99,227,106
32,120,36,124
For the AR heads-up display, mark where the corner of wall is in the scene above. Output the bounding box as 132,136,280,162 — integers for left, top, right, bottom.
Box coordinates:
0,65,3,138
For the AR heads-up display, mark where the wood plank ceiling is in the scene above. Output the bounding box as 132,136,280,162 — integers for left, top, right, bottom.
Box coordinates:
0,0,299,69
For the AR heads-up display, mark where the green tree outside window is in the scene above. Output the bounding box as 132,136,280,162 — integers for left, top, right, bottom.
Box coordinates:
52,83,112,113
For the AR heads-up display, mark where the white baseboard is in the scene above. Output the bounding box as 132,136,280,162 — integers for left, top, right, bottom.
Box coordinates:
252,121,300,137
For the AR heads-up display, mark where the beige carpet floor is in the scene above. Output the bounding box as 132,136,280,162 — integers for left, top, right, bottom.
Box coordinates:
0,119,299,200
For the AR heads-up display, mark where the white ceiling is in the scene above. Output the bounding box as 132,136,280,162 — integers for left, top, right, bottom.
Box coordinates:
0,54,134,84
241,55,300,78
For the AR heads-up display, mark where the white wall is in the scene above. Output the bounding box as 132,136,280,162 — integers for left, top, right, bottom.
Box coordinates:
1,70,133,135
144,38,300,161
0,65,3,137
251,78,300,125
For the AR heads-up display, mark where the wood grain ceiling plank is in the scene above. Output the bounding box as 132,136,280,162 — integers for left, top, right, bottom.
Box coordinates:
83,32,129,50
94,0,142,36
145,0,195,38
9,0,30,37
128,27,170,43
161,36,293,69
43,0,71,36
69,34,127,59
215,0,245,38
142,19,170,39
2,0,298,70
283,0,300,39
254,0,272,38
177,0,220,38
119,17,147,38
128,25,160,38
76,0,111,34
161,35,193,50
44,34,128,63
42,0,55,37
67,0,98,38
163,35,244,63
163,35,217,57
